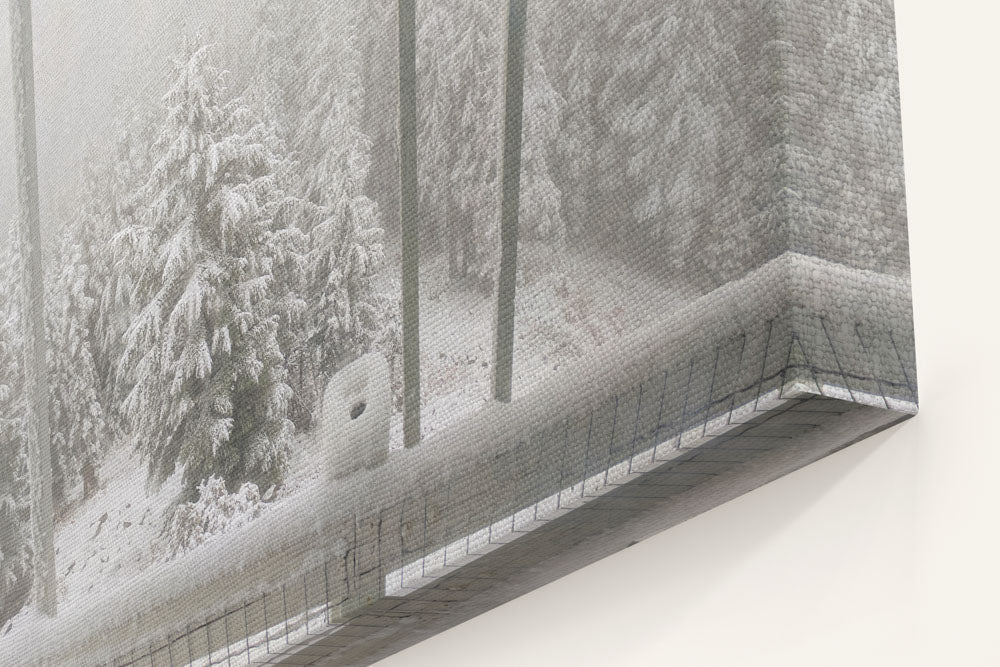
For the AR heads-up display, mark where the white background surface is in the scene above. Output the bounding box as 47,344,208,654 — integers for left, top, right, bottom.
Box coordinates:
375,1,1000,665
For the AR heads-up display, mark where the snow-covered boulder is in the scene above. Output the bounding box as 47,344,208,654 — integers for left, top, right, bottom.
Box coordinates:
322,353,391,481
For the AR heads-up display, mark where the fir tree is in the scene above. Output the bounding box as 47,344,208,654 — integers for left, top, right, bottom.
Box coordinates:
95,119,161,408
787,0,908,274
417,0,563,285
0,233,33,625
251,1,390,424
45,228,108,515
588,0,773,286
355,0,402,241
116,41,294,498
519,38,565,244
417,0,501,283
298,5,387,410
537,0,623,242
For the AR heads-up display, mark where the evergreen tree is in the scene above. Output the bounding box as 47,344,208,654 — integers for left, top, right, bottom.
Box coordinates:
248,0,308,126
45,228,108,515
518,38,564,244
785,0,908,274
355,0,402,240
417,0,501,283
298,4,387,407
557,0,775,287
251,1,390,424
536,0,624,243
417,0,563,286
116,41,294,498
0,233,33,625
96,119,161,408
601,3,731,240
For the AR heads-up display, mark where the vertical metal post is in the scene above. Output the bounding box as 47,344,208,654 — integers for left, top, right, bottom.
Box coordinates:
492,0,528,403
8,0,57,615
398,0,421,447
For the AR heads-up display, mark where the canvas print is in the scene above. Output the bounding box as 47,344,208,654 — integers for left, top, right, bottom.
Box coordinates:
0,0,915,664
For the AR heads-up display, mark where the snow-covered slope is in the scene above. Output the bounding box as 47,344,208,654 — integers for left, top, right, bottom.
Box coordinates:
3,243,683,640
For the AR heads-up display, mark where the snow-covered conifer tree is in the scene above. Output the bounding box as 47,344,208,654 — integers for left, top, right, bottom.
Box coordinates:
117,41,294,498
787,0,908,274
537,0,621,243
519,38,564,244
595,1,776,287
417,0,500,283
251,2,390,424
299,10,386,401
0,233,33,625
45,228,108,514
417,0,563,285
94,120,160,404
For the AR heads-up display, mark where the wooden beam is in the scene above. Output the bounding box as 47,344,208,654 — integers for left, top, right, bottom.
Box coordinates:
7,0,57,615
398,0,421,447
492,0,529,403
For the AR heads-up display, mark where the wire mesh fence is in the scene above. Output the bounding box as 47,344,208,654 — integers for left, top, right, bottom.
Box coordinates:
100,307,915,667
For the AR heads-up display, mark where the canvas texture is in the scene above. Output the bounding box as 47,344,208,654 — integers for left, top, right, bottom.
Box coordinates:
0,1,915,664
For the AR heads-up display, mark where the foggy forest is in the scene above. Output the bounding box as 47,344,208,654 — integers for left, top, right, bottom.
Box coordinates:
0,0,906,628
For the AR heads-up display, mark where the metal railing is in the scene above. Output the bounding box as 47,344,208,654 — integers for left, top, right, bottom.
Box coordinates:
0,250,917,666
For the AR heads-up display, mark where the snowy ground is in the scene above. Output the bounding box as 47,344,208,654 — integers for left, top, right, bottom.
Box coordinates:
404,244,686,441
47,448,184,606
4,244,685,637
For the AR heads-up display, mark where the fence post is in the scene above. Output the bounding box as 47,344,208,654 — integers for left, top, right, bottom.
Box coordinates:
398,0,421,447
8,0,57,616
492,0,529,403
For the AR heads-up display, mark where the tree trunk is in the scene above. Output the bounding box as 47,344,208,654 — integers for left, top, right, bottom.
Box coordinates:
82,461,99,500
8,0,57,616
460,223,471,279
447,210,460,279
492,0,529,403
398,0,421,448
